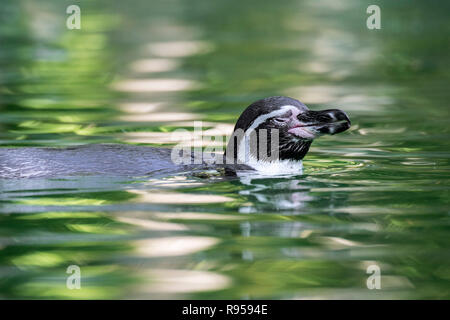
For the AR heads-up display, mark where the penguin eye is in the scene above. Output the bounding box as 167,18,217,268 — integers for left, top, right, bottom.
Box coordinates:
273,117,288,124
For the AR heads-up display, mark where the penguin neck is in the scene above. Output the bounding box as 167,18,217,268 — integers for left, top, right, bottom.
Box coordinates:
242,155,303,175
224,132,305,175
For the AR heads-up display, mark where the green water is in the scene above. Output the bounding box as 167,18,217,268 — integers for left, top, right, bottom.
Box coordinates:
0,0,449,299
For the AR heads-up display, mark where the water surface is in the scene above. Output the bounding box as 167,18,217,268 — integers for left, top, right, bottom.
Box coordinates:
0,0,449,299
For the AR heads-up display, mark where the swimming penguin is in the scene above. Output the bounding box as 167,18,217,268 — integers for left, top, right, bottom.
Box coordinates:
0,96,350,178
223,96,350,174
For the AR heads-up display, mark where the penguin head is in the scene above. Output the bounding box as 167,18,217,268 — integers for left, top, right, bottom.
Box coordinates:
225,96,351,165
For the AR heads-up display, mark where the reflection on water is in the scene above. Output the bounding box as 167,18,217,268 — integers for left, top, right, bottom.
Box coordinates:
0,0,449,299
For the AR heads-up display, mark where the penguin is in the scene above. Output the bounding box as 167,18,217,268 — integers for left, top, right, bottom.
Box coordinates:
223,96,350,174
0,96,350,178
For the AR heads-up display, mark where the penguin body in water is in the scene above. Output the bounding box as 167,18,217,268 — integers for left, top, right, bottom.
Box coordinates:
0,96,350,178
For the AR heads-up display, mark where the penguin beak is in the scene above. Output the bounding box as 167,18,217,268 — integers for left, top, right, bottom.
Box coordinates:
288,109,351,139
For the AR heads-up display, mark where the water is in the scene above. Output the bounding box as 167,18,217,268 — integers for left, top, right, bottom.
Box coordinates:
0,0,449,299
